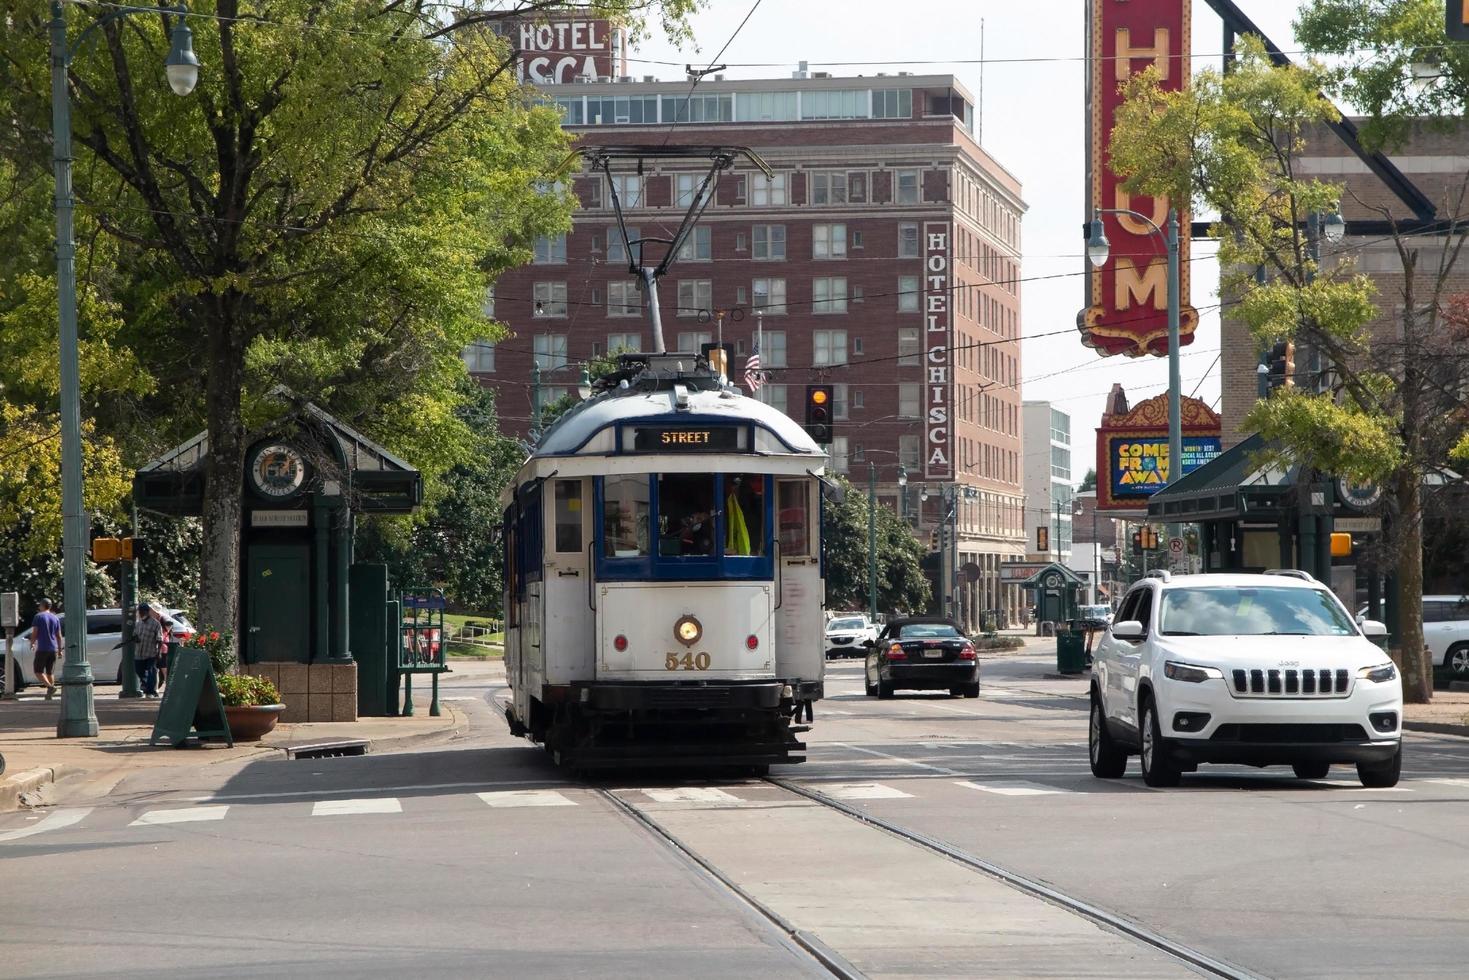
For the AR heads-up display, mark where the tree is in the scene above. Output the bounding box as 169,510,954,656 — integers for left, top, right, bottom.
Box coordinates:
1079,468,1097,493
821,478,930,615
1109,34,1469,702
0,1,694,653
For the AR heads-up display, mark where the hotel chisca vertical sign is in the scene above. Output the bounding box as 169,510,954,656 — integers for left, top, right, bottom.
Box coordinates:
1079,0,1199,358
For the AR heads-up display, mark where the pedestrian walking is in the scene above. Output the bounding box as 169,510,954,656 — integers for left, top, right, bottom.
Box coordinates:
30,599,63,700
132,603,165,698
154,607,177,690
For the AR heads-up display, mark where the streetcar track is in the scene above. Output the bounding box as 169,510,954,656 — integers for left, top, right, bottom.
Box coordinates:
597,787,866,980
765,775,1266,980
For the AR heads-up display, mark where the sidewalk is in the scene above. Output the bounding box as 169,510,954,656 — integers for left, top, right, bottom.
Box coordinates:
0,690,465,812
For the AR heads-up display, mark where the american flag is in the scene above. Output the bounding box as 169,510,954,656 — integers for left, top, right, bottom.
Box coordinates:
743,341,764,392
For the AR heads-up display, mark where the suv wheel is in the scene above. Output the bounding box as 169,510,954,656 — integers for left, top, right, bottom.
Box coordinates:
1139,700,1181,788
1357,744,1402,788
1447,644,1469,677
1292,761,1330,780
1089,696,1128,778
877,680,894,700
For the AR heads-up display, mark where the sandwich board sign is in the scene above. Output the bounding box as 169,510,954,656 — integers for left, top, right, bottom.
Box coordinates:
150,648,233,747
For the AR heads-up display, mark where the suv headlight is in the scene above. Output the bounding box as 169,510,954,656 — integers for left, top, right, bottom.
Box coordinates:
1163,661,1222,683
1357,662,1397,684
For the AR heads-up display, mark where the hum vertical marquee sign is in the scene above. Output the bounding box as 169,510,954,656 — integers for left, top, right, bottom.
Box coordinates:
924,222,952,479
1079,0,1199,357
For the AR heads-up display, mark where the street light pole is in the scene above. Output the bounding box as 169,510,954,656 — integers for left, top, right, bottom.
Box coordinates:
48,2,198,737
867,461,877,621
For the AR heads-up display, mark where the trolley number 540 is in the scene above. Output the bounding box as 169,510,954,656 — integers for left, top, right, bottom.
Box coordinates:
665,652,712,671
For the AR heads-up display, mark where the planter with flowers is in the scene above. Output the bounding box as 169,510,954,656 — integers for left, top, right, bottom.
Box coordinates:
185,629,286,741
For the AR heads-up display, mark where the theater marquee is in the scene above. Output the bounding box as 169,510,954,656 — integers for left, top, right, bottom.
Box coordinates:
924,223,952,479
1079,0,1199,358
1095,393,1221,510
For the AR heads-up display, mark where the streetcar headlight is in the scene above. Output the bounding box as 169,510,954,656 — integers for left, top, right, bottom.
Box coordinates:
674,615,703,647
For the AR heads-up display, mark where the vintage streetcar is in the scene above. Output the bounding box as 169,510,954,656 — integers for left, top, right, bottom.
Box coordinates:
500,352,827,769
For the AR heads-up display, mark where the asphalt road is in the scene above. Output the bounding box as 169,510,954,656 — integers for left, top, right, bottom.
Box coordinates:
3,651,1467,979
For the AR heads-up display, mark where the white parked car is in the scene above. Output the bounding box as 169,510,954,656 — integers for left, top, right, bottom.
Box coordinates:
825,614,878,659
1359,595,1469,679
1090,570,1402,788
6,607,195,688
1078,604,1114,627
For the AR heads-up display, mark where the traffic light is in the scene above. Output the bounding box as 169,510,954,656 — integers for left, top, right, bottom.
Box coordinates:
1450,1,1469,42
1268,340,1295,390
805,384,833,443
1133,525,1158,551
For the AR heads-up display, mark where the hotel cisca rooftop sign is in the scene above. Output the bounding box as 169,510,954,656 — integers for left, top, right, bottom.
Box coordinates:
924,223,953,479
1078,0,1199,358
507,18,624,85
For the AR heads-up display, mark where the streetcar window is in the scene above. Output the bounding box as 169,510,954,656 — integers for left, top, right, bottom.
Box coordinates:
777,480,809,556
553,480,583,553
722,474,766,557
602,476,650,557
657,473,716,557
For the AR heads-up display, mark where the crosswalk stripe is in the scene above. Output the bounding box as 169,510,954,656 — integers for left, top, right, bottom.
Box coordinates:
955,780,1079,797
642,787,742,804
130,805,230,826
1424,777,1469,788
311,798,402,816
820,782,913,800
477,790,577,808
0,807,93,842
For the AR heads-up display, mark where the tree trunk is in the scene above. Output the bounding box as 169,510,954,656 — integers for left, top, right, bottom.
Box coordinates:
197,305,247,658
1393,466,1431,703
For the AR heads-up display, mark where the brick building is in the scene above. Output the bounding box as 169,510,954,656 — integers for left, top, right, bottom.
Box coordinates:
1220,120,1469,446
474,61,1029,627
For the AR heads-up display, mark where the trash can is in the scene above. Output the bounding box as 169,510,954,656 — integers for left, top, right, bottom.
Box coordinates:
1056,628,1087,675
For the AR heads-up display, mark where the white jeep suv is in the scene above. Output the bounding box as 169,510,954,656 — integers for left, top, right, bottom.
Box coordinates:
1090,570,1403,788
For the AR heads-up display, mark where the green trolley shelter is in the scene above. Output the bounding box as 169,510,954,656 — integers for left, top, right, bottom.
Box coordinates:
133,395,422,719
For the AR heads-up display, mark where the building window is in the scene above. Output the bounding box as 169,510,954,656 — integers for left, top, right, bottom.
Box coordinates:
898,223,919,258
810,172,847,205
608,281,641,317
1051,445,1071,481
800,89,868,120
677,331,712,352
533,282,567,317
872,88,912,119
608,225,640,264
533,233,567,264
898,383,919,418
676,225,712,262
898,275,920,312
661,93,733,123
764,383,788,415
554,97,586,125
852,389,864,410
848,172,868,203
610,174,645,208
897,327,920,365
1050,408,1070,444
813,329,848,366
833,383,849,420
899,434,920,469
750,172,787,206
812,277,848,314
674,172,701,208
813,223,847,259
851,229,864,249
752,278,787,316
736,91,799,122
462,341,495,373
481,286,495,319
606,332,641,353
763,330,787,367
895,169,919,204
831,436,849,473
533,333,567,370
677,280,712,318
587,95,659,125
753,224,786,260
852,336,864,354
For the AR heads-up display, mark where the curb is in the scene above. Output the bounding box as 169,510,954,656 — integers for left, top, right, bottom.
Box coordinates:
0,764,84,814
1405,721,1469,738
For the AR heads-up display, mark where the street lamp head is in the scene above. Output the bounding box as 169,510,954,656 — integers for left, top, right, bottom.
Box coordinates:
165,14,200,96
1323,209,1346,245
897,465,907,488
920,487,930,502
576,364,592,400
1085,210,1110,268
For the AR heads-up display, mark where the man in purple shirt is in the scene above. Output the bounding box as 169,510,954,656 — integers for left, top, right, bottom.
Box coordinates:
31,598,63,699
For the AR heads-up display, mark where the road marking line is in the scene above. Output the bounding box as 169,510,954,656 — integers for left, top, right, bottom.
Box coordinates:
955,780,1079,797
477,790,577,808
130,805,230,826
641,787,743,804
311,798,402,816
0,807,93,842
820,782,914,800
832,742,965,775
1424,778,1469,788
186,778,570,803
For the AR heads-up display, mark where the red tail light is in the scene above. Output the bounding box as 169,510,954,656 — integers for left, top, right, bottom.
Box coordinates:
887,643,907,661
613,634,628,652
746,634,759,650
959,643,976,661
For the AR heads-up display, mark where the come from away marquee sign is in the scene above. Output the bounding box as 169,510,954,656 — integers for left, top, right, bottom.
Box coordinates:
1079,0,1199,358
1108,435,1222,497
1095,392,1221,510
924,222,953,479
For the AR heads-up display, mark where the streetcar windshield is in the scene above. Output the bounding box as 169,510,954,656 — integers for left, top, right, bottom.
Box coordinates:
658,474,717,557
602,476,650,557
722,473,765,557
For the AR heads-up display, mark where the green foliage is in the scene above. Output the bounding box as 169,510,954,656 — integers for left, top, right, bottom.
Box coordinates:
1079,468,1097,493
975,635,1025,651
183,627,236,676
217,673,281,708
821,478,931,616
1295,0,1469,149
1243,388,1403,482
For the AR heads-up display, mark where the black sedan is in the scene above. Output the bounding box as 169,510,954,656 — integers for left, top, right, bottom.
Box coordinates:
864,617,979,699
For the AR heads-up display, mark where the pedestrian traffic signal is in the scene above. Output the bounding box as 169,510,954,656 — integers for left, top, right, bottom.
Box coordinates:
91,537,138,562
1268,340,1295,390
1132,525,1159,551
805,384,833,444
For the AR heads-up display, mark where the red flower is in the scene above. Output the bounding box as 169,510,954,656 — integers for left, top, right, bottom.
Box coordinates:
210,631,220,641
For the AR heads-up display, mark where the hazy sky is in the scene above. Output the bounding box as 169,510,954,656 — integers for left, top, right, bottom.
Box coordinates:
629,1,1304,481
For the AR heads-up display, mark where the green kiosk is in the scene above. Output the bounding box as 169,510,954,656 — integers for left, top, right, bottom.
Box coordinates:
134,398,421,720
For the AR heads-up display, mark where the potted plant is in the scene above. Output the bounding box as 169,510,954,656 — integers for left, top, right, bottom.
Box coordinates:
185,629,286,741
